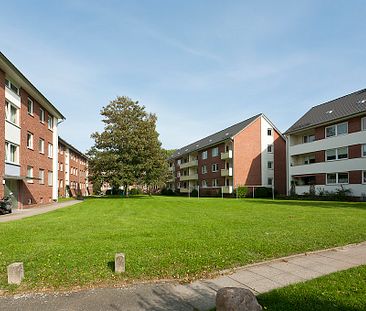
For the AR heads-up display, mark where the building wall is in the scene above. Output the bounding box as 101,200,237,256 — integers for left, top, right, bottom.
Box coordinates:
0,69,5,199
19,88,54,207
233,117,262,187
273,129,287,195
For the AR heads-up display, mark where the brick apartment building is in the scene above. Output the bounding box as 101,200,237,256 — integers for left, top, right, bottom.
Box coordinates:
58,137,92,198
1,52,91,209
167,114,286,196
285,88,366,197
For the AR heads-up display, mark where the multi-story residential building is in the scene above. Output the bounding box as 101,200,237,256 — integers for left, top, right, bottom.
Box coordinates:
167,114,286,196
58,137,92,198
285,88,366,197
0,52,64,209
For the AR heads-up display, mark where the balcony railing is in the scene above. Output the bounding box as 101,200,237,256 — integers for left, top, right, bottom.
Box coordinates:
221,168,233,177
221,186,233,194
180,174,198,181
221,150,233,160
180,187,189,193
180,160,198,169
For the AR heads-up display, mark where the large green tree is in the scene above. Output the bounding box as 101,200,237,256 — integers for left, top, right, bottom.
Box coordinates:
88,96,168,195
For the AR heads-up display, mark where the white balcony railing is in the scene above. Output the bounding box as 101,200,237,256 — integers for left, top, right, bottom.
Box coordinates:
221,150,233,160
180,160,198,169
221,168,233,177
221,186,233,194
180,174,198,181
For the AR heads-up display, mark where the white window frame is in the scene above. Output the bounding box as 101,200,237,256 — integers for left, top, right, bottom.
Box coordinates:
202,180,207,188
326,172,349,185
268,177,273,185
5,142,19,164
267,128,272,136
267,161,273,169
303,134,315,143
362,144,366,157
48,171,53,186
212,179,218,187
39,138,45,154
212,163,219,172
326,147,349,161
5,100,19,125
40,108,45,123
202,165,207,174
212,147,219,157
27,132,34,149
267,144,273,153
48,115,53,130
5,78,19,95
48,143,53,158
27,166,34,183
27,98,34,115
362,117,366,131
363,170,366,184
39,169,45,184
325,122,348,138
202,150,208,160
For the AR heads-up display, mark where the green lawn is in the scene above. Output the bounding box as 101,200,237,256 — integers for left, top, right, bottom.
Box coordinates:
57,197,76,203
258,265,366,310
0,196,366,292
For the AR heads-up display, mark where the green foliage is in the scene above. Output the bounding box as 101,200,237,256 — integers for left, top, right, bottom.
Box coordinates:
129,188,142,195
1,197,365,293
254,187,273,198
87,96,168,195
160,188,175,196
237,186,248,198
190,189,198,197
258,266,366,311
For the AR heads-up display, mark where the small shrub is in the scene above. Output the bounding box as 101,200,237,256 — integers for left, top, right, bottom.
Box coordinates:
309,184,316,197
254,187,273,198
237,186,248,198
129,188,142,195
161,188,175,196
191,189,198,197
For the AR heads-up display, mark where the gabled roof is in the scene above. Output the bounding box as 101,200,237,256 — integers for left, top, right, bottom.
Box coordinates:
58,137,88,159
170,114,262,159
0,51,65,120
286,88,366,134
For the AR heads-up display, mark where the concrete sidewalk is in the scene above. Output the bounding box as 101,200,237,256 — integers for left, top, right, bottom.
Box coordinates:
1,241,365,310
0,200,82,223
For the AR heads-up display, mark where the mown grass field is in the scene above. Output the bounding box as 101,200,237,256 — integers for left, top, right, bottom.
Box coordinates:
258,265,366,310
0,196,365,293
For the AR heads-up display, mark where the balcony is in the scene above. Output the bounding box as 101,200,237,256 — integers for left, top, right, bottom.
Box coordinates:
168,166,174,172
221,168,233,177
221,150,233,160
180,160,198,169
180,174,198,181
180,187,189,193
221,186,233,194
167,178,174,183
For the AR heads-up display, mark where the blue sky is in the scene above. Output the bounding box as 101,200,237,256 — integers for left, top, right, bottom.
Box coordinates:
1,1,366,152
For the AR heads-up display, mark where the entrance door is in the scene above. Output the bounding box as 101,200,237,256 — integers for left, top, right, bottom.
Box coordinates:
4,179,20,210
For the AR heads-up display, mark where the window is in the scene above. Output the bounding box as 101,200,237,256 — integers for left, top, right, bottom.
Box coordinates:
325,122,348,138
40,108,45,123
5,79,19,95
212,163,219,172
267,161,273,169
27,132,33,149
267,128,272,136
362,144,366,157
48,171,53,186
202,165,207,174
27,166,34,183
362,117,366,131
202,151,208,160
363,171,366,184
202,180,207,188
60,163,63,172
268,178,273,185
267,144,273,153
39,139,45,154
304,155,315,165
5,100,19,125
60,180,63,188
212,147,219,157
212,179,218,187
27,98,34,115
48,115,53,130
48,143,53,158
326,147,348,161
5,142,18,164
327,172,349,184
303,135,315,143
177,171,181,178
177,159,181,166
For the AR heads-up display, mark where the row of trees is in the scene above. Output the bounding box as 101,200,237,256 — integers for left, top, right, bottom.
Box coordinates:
87,96,171,195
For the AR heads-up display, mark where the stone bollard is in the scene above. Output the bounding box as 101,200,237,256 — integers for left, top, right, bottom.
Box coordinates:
216,287,262,311
115,253,125,273
7,262,24,285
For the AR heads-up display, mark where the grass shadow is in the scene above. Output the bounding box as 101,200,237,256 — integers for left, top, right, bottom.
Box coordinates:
107,261,115,272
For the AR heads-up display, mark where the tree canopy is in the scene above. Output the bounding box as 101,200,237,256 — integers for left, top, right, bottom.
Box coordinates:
87,96,168,194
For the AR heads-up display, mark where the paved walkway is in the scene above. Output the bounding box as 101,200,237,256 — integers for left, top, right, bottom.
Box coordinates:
0,200,82,223
1,241,365,310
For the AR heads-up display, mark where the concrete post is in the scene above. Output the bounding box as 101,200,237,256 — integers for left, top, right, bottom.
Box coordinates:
7,262,24,285
115,253,125,273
